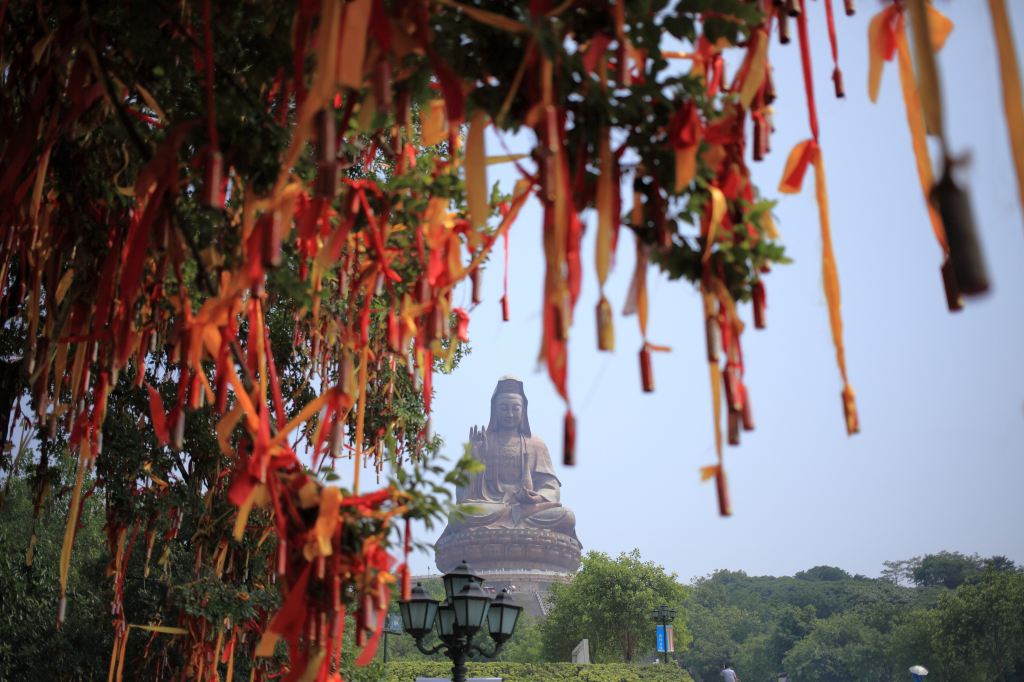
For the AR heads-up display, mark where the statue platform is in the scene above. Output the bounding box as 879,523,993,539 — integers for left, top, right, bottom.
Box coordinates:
435,526,581,575
416,565,576,618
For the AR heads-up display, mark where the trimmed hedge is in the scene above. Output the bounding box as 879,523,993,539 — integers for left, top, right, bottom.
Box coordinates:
375,662,694,681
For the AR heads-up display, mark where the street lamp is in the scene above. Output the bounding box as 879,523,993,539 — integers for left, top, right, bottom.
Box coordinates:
650,604,677,665
398,583,439,639
436,598,457,645
486,589,522,645
398,560,523,682
443,559,483,600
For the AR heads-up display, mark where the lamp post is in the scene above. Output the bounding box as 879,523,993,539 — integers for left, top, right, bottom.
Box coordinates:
398,560,523,682
382,613,404,664
650,604,677,665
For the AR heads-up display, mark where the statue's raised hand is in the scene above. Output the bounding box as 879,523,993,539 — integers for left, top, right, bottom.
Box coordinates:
468,424,487,452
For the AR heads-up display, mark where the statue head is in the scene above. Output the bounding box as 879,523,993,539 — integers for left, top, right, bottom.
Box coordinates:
488,376,531,436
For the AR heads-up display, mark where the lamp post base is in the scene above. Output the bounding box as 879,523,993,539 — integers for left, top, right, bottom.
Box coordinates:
451,647,468,682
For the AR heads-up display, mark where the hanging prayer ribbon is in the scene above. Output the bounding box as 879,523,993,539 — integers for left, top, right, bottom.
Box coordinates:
788,10,859,435
987,0,1024,229
905,0,953,138
466,110,489,230
595,126,615,351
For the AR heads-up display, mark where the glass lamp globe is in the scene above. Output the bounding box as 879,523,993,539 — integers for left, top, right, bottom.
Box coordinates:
398,583,438,639
486,589,522,645
443,559,482,600
451,581,492,636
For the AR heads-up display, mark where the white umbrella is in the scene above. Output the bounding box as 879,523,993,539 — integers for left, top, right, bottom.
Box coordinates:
909,665,929,676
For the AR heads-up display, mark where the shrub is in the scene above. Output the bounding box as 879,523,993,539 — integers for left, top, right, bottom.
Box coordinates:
377,661,694,682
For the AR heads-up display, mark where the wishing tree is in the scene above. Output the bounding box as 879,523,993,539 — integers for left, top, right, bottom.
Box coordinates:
0,0,1020,679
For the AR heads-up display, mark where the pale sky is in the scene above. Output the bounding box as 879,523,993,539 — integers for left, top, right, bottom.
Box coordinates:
404,5,1024,583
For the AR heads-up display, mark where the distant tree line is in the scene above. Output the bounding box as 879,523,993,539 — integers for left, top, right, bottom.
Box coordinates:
384,551,1023,682
2,473,1020,682
681,556,1023,681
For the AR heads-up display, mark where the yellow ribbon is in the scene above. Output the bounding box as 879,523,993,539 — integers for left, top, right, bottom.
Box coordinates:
988,0,1024,225
702,186,727,263
779,142,858,435
868,5,950,253
421,99,449,146
58,455,87,623
466,110,489,231
738,29,768,110
108,624,186,682
337,0,372,90
304,486,342,560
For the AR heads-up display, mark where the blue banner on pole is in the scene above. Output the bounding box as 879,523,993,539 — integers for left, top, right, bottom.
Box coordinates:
655,625,675,653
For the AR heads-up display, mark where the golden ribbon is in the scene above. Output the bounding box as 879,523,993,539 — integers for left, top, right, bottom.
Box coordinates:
988,0,1024,225
868,4,952,253
779,141,859,435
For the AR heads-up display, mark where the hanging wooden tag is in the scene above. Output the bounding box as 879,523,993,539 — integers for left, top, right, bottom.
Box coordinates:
171,411,185,451
727,410,741,446
778,10,791,44
940,259,963,312
727,366,743,412
355,608,366,647
705,317,720,363
563,410,576,466
330,416,344,458
721,365,735,411
596,296,614,351
716,468,732,517
372,58,393,116
932,167,989,295
844,0,855,16
639,345,655,393
316,161,339,198
471,267,483,305
201,151,223,209
832,68,845,99
741,385,755,431
501,294,510,322
316,109,336,164
842,388,860,435
753,116,766,162
341,353,354,396
752,282,767,329
426,305,440,341
263,212,284,267
554,292,571,342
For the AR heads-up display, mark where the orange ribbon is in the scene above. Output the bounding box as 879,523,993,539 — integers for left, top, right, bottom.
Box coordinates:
868,3,952,253
988,0,1024,225
779,140,859,435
